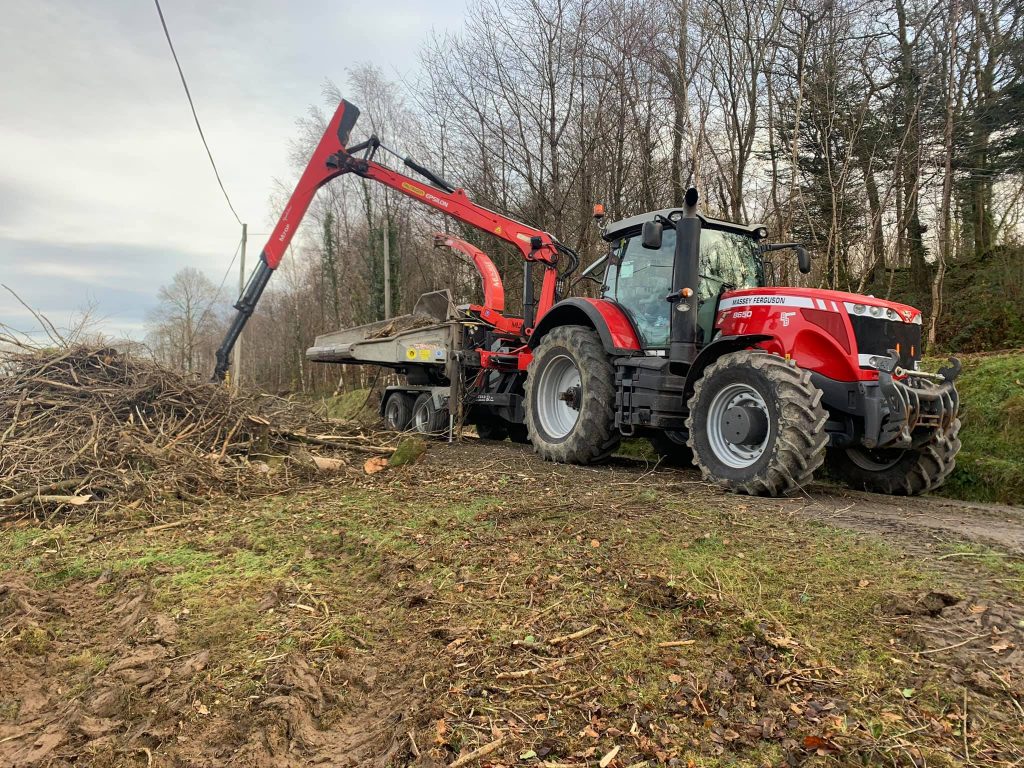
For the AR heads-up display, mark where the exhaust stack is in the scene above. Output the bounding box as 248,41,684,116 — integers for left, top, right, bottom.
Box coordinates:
670,187,701,366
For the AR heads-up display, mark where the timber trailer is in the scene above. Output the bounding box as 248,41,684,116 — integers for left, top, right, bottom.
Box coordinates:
214,99,962,497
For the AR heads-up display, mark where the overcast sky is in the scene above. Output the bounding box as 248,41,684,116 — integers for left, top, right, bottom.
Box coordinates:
0,0,464,339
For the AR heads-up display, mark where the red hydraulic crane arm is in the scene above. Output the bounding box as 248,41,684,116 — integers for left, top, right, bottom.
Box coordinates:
213,98,562,381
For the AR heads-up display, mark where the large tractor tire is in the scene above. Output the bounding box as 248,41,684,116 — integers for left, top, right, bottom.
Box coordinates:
475,419,509,441
648,429,694,467
826,418,961,495
383,393,414,431
412,393,449,436
525,325,620,464
687,351,828,496
508,423,530,444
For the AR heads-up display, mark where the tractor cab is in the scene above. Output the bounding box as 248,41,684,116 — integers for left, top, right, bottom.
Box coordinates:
598,210,767,350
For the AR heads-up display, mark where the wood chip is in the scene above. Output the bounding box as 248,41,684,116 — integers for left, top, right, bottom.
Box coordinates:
599,745,620,767
550,624,598,645
657,639,696,648
448,735,505,767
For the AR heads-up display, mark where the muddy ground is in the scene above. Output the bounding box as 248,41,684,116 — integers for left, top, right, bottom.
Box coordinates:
1,440,1022,767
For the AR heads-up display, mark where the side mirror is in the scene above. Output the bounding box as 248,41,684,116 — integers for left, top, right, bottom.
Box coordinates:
641,221,663,250
795,245,811,274
761,242,812,274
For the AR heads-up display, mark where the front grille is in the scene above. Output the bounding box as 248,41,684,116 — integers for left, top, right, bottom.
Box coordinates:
849,314,921,369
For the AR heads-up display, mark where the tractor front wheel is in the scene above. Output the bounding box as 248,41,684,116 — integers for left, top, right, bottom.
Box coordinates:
826,418,961,495
475,418,509,441
525,325,619,464
648,429,694,467
687,351,828,496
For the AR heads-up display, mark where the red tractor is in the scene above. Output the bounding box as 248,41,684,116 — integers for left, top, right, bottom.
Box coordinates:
215,99,961,497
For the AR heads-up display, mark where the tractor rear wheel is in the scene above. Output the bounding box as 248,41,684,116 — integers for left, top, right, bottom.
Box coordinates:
648,429,694,467
687,351,828,496
525,325,619,464
826,418,961,495
383,393,413,431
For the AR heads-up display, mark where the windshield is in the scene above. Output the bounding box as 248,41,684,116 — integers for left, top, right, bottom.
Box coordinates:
697,229,763,300
604,226,763,348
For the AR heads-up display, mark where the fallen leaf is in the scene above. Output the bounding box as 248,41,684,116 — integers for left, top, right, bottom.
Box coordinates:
590,539,601,548
803,735,839,753
363,456,389,474
970,604,988,614
192,700,209,716
989,640,1014,653
434,718,448,745
599,745,620,767
858,579,871,588
520,749,537,759
901,688,915,698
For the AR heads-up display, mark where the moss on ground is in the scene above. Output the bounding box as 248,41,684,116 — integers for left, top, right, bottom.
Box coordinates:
320,387,374,421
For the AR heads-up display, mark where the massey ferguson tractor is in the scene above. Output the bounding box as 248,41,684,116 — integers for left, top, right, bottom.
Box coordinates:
214,98,961,497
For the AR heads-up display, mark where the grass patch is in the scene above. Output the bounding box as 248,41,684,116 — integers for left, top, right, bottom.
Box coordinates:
934,351,1024,504
321,387,374,421
1,452,1014,765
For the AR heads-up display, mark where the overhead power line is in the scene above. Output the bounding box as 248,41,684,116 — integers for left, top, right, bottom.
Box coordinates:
196,235,244,335
153,0,243,227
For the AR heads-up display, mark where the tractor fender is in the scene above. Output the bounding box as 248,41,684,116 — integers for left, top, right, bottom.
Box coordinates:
679,334,774,398
529,298,642,355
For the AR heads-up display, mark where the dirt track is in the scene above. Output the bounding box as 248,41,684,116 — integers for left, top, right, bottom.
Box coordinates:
451,440,1024,554
2,438,1022,767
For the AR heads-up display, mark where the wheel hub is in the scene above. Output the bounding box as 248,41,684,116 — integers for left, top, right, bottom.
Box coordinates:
722,405,769,445
536,354,582,439
559,385,582,411
706,383,771,468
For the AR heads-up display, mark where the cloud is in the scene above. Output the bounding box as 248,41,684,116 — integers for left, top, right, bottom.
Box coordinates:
0,0,466,338
0,237,232,339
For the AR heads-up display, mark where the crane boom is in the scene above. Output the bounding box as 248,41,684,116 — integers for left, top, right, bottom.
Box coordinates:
212,98,561,381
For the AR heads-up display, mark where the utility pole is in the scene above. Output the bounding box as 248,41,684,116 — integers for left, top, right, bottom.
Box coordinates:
232,223,247,389
383,214,391,319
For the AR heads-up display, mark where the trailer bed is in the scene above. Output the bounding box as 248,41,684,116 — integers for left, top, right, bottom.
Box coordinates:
305,290,456,368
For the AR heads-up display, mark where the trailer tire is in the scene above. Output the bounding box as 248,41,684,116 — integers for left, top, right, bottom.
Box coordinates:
687,351,828,496
525,325,619,464
826,417,961,495
412,393,449,436
383,393,414,432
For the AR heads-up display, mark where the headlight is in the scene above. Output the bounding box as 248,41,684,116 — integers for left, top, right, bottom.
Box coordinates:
886,309,898,320
869,305,882,317
853,304,865,314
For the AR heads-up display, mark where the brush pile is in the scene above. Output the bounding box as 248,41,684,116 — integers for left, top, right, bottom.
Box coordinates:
0,345,386,515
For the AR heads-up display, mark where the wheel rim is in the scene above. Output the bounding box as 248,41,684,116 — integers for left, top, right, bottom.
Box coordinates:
706,383,771,468
535,353,582,439
846,446,904,471
414,402,431,433
385,399,401,429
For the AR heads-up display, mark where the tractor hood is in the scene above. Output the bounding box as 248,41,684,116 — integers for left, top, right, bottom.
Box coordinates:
719,287,922,325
